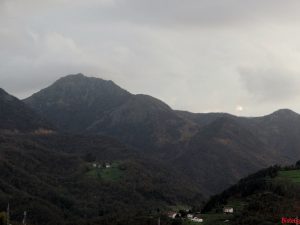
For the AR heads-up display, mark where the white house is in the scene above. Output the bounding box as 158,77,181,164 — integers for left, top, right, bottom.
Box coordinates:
167,212,177,219
223,207,234,214
187,214,194,219
191,217,203,223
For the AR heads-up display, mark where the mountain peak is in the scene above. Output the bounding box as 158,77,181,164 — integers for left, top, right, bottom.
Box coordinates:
55,73,112,84
24,74,132,132
61,73,85,80
27,73,130,100
67,72,85,77
50,74,124,96
269,109,299,118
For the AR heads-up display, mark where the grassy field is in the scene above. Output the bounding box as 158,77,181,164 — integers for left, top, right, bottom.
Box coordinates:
86,162,123,181
277,169,300,184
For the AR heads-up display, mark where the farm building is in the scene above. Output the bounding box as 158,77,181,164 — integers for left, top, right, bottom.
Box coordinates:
223,207,234,214
167,212,177,219
191,217,203,222
187,214,193,219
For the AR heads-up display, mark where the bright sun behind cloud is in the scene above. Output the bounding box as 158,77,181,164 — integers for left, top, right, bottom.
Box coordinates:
236,105,243,112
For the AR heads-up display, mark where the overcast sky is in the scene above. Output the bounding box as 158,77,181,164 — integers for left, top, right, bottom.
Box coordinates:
2,0,300,116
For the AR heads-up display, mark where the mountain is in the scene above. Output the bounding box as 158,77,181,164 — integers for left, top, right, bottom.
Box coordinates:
0,88,51,132
175,110,233,128
177,109,300,163
4,74,300,223
173,110,300,194
24,74,300,195
243,109,300,160
24,74,131,132
24,74,198,152
0,133,203,225
171,116,289,194
0,86,204,224
86,94,197,152
201,162,300,225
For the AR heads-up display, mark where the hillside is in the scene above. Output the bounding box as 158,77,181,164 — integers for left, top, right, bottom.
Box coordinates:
200,162,300,225
171,116,289,194
172,110,300,194
24,74,197,152
176,109,300,161
86,94,196,152
0,88,51,132
24,74,300,195
0,134,203,225
24,74,132,132
243,109,300,160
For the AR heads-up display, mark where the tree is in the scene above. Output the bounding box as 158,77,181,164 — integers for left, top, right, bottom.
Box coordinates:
84,153,96,162
0,212,7,225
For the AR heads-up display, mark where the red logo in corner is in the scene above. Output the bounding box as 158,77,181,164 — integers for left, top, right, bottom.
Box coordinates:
282,217,300,225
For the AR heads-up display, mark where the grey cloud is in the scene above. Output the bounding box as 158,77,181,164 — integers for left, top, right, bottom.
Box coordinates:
83,0,300,27
4,0,300,28
239,67,300,102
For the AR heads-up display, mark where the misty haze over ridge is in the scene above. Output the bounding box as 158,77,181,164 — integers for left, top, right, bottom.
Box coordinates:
2,0,300,116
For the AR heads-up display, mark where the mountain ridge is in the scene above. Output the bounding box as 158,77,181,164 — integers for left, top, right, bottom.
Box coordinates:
22,74,300,195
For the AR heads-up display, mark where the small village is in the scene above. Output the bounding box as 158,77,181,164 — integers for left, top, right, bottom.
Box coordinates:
167,207,234,224
0,204,234,225
91,162,111,169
